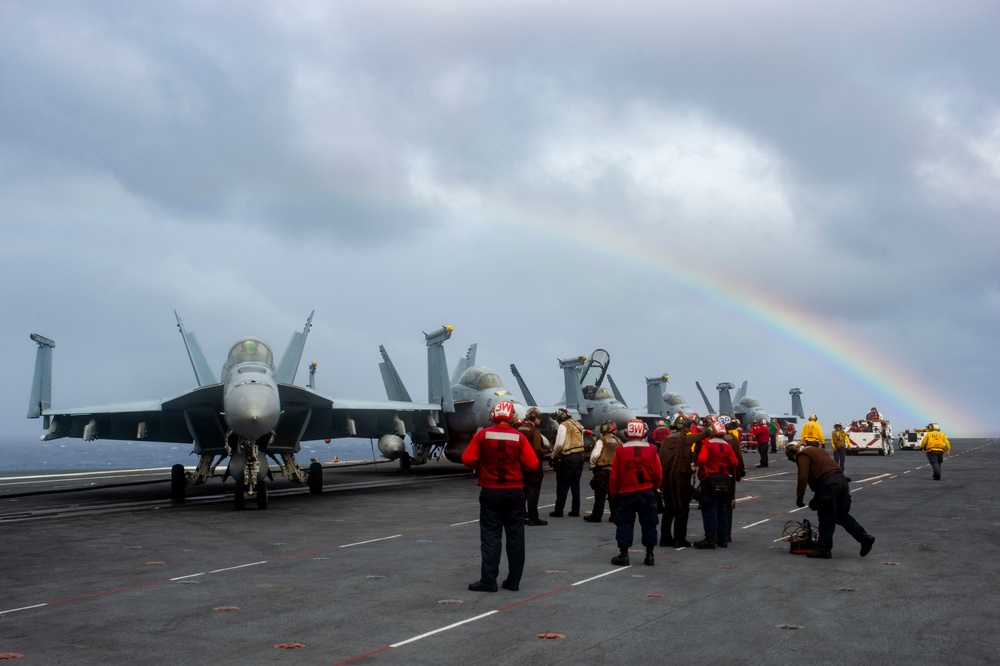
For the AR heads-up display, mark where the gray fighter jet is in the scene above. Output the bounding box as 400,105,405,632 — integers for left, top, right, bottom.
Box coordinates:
643,374,697,422
510,348,636,438
378,326,528,465
27,313,442,510
695,380,804,429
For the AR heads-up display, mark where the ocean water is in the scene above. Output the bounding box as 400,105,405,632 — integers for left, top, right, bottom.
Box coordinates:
0,436,389,474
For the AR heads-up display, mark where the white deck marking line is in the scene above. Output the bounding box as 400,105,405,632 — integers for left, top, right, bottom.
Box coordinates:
450,520,479,527
390,611,499,647
573,567,631,586
856,473,891,483
0,603,48,616
789,506,808,512
850,487,864,493
170,573,206,581
341,535,401,548
208,562,266,574
744,471,791,480
743,519,772,529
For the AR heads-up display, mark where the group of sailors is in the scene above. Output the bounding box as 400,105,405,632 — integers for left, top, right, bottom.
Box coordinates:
460,401,896,593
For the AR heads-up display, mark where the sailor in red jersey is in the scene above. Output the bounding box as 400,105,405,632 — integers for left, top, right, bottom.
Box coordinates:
692,421,739,549
462,401,539,592
608,419,663,567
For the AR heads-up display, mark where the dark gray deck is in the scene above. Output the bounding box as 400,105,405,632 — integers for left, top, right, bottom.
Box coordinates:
1,439,996,664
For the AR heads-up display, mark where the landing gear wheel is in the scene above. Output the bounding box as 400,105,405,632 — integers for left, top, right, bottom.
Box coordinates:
234,477,246,511
256,479,268,510
170,464,186,502
308,462,323,495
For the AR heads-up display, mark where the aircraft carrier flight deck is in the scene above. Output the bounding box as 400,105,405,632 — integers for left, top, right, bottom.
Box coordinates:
1,440,997,665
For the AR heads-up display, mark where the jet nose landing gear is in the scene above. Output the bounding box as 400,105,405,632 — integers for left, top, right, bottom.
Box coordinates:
230,438,270,510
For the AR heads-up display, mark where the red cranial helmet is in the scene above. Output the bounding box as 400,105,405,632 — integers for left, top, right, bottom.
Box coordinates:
625,419,648,440
710,421,726,436
491,401,516,424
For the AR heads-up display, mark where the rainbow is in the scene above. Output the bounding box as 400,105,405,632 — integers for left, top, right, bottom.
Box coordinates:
522,218,984,437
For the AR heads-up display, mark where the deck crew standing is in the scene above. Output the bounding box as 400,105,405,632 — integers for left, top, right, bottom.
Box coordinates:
830,423,848,471
550,408,586,518
750,419,771,468
920,424,951,480
609,420,663,566
518,407,548,526
720,419,747,546
786,442,875,559
658,414,709,547
462,401,539,592
584,420,621,522
692,421,739,549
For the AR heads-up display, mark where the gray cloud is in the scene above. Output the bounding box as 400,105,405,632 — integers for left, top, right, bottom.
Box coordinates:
2,0,997,439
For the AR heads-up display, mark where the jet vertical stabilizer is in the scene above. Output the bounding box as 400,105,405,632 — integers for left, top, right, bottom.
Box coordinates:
175,311,218,387
734,381,748,403
450,343,477,386
378,346,413,402
509,364,538,407
695,381,716,415
790,388,805,419
28,334,55,425
425,326,455,413
607,375,628,407
275,311,314,385
716,382,736,416
559,355,588,413
646,375,669,417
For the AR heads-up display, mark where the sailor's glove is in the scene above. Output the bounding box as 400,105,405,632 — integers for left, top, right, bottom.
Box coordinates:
795,495,805,508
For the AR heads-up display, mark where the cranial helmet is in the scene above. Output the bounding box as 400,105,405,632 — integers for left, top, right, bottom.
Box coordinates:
834,423,843,429
710,421,726,436
671,413,689,429
491,401,516,424
809,414,818,421
525,407,541,421
625,419,648,440
785,442,801,461
556,408,572,422
600,419,617,434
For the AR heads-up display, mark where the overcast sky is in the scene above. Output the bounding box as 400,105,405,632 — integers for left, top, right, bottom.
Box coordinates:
3,0,997,446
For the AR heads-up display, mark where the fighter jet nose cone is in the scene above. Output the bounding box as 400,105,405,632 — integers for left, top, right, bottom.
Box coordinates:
225,382,280,440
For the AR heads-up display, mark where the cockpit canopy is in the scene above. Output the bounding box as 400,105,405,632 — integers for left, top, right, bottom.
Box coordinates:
665,393,687,406
459,365,504,391
738,397,760,408
227,338,274,370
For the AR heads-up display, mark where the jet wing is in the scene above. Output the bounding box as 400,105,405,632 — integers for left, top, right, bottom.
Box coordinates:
277,383,441,442
38,384,225,446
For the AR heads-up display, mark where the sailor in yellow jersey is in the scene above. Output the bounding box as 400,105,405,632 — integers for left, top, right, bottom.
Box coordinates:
919,423,951,480
800,414,825,448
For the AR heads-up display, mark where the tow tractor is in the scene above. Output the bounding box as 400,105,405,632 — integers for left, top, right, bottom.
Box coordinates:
846,416,891,455
898,428,929,451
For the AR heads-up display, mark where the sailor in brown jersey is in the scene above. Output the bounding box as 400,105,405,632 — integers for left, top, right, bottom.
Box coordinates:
658,413,710,547
786,443,875,559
